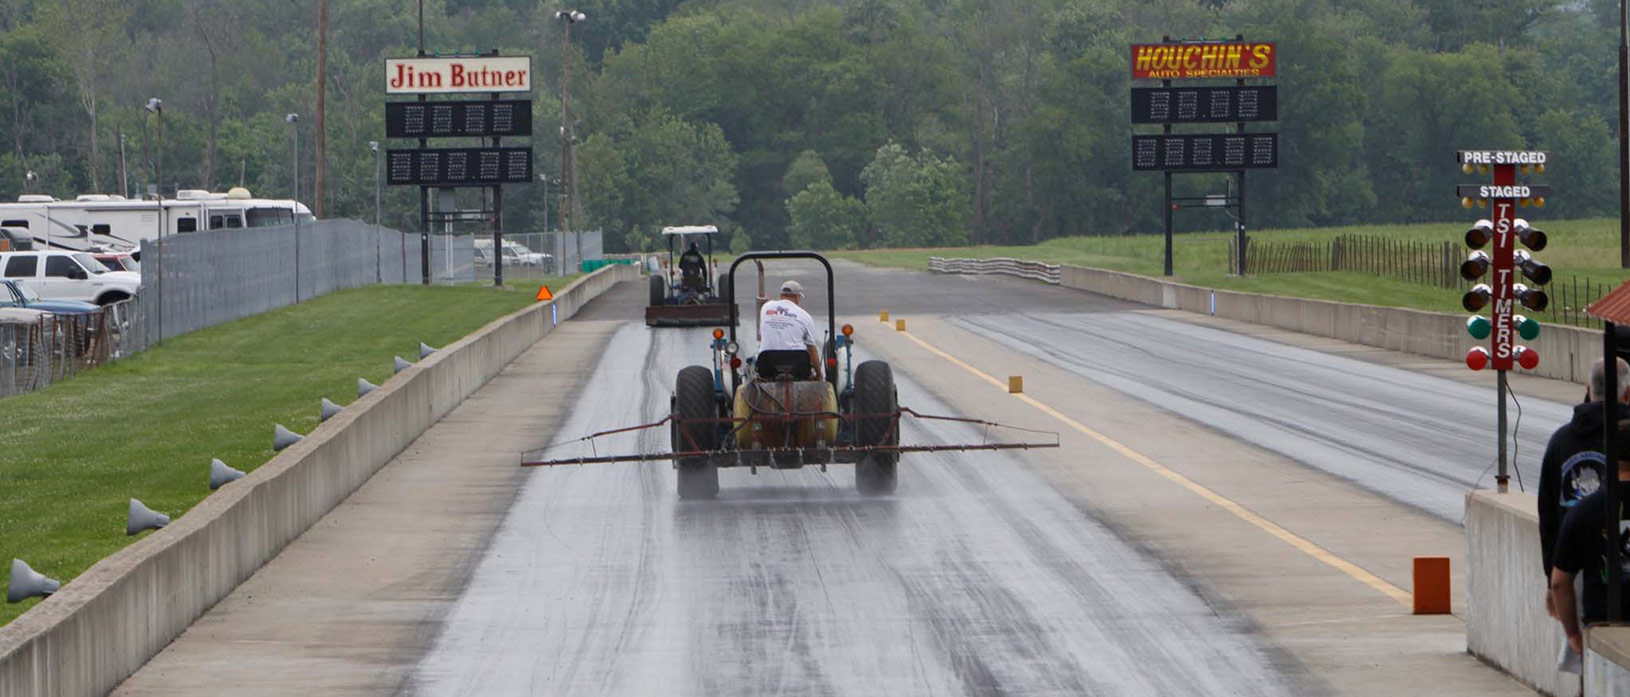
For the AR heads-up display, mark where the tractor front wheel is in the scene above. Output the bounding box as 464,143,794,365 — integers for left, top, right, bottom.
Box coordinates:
673,365,721,499
853,360,898,495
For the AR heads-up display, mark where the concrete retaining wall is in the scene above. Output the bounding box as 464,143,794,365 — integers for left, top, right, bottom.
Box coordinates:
0,264,637,697
1585,628,1630,696
1052,263,1600,385
1465,491,1577,697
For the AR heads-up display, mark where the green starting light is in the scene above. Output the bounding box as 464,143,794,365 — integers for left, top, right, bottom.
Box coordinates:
1466,315,1491,340
1516,314,1540,341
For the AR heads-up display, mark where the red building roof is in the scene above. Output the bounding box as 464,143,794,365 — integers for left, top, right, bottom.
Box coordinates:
1588,281,1630,325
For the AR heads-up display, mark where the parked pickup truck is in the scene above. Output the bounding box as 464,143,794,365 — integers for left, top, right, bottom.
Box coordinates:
0,250,140,305
0,279,99,315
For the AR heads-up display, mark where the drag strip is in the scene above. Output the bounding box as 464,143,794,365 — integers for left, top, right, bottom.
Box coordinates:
408,322,1305,696
954,311,1573,522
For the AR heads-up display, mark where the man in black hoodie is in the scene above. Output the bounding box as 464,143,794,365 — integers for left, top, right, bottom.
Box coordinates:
1540,357,1630,616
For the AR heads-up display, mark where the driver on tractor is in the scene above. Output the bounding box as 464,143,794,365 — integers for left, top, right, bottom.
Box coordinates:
678,242,707,294
757,280,823,382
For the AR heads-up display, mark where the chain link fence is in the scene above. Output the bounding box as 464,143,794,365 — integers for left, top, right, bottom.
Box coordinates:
132,220,473,349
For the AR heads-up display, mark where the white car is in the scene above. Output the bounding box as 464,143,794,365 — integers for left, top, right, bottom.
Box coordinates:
474,240,549,267
0,250,140,305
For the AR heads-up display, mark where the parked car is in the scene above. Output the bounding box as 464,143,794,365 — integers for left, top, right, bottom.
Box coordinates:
0,250,140,305
93,253,139,273
473,240,548,267
0,279,98,315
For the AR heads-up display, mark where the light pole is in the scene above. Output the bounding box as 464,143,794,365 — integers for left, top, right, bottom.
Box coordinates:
285,113,301,301
146,98,164,344
23,170,35,195
371,141,382,282
285,113,300,202
118,132,129,199
556,8,585,272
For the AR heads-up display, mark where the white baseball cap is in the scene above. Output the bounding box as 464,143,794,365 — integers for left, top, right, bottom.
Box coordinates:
780,280,804,296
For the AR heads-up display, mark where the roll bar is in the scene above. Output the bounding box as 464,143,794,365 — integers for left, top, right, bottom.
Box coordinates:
725,251,838,390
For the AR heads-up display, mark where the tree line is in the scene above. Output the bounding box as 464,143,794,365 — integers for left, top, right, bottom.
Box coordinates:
0,0,1617,252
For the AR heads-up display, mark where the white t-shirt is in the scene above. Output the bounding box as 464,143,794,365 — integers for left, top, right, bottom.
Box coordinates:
758,299,819,353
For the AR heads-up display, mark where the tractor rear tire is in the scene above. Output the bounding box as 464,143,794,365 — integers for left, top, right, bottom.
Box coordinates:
673,365,720,500
853,360,898,495
649,274,666,306
713,271,730,306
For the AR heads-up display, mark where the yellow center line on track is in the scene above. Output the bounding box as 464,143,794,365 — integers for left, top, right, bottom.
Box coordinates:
895,327,1414,608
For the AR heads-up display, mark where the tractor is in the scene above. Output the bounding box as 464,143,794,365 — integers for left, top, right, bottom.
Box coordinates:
645,225,734,327
669,251,899,498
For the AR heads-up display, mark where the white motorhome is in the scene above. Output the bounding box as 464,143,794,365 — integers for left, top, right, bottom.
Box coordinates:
0,187,314,253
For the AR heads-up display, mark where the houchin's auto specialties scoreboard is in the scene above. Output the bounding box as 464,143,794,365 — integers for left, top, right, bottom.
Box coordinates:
1130,38,1279,277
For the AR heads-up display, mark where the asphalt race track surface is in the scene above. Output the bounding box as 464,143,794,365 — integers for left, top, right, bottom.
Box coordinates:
408,323,1301,695
955,311,1569,522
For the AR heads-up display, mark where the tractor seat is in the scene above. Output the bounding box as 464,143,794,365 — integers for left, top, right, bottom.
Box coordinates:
755,350,813,381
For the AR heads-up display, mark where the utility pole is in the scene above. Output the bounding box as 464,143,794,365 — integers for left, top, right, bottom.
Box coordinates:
1620,0,1629,267
314,0,329,218
557,9,585,271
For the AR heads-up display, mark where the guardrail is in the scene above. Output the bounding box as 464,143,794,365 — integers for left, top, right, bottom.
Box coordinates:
928,257,1061,285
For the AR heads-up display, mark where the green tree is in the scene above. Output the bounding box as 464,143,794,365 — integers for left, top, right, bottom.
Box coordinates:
782,150,832,201
574,109,739,252
731,227,753,255
860,142,969,248
787,180,867,249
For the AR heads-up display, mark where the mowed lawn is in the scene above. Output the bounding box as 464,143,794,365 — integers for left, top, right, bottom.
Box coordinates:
0,283,553,625
833,218,1630,317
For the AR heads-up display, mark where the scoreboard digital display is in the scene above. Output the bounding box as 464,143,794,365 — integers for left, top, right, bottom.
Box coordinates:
386,100,532,139
1131,86,1277,124
386,147,534,186
1131,133,1278,171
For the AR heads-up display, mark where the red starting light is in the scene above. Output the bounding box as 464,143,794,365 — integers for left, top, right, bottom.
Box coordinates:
1515,346,1540,370
826,357,838,369
730,357,742,370
1465,346,1490,371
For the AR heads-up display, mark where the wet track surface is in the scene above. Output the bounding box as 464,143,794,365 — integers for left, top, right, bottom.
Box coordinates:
408,322,1303,696
954,311,1571,522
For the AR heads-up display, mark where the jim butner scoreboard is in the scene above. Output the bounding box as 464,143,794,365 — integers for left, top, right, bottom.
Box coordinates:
1130,38,1279,277
383,54,534,286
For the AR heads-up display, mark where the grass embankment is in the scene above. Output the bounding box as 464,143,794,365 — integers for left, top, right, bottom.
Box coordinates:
833,219,1630,316
0,283,559,626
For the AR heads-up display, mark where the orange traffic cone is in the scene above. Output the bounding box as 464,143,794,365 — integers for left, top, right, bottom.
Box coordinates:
536,284,553,301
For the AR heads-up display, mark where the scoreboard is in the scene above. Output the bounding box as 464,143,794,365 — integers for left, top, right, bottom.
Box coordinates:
386,147,534,186
385,100,532,139
1131,134,1278,172
1131,86,1277,124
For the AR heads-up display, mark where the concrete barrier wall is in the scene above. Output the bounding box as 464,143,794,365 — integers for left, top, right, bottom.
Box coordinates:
1465,491,1578,697
1051,263,1600,385
0,264,637,697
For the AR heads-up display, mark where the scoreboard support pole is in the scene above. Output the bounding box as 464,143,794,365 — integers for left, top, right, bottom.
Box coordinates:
491,87,504,288
1161,58,1173,278
1235,60,1248,277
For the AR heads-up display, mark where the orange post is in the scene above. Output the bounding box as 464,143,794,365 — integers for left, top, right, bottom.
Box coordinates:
1412,556,1451,614
879,310,890,322
536,285,553,301
895,319,906,332
1009,376,1023,394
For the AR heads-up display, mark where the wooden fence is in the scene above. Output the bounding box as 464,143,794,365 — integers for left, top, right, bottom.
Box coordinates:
1229,234,1610,328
